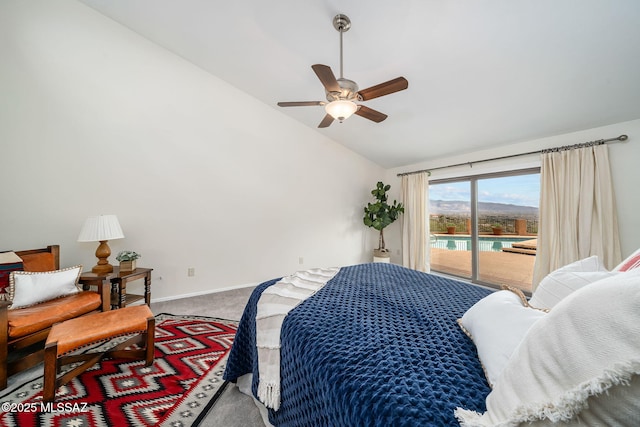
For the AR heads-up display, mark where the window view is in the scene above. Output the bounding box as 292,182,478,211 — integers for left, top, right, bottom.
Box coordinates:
429,170,540,292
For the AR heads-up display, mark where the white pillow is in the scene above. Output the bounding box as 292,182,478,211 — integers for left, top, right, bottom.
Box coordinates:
456,268,640,426
529,255,615,310
458,288,547,387
9,265,82,309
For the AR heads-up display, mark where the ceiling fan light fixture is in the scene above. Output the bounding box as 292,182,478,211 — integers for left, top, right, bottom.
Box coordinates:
325,100,357,122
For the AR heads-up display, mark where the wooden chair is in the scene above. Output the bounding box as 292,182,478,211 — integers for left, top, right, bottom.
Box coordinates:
0,245,109,389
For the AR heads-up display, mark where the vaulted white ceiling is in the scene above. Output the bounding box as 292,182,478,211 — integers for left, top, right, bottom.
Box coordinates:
78,0,640,168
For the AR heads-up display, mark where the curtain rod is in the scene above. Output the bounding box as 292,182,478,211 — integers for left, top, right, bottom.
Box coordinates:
397,135,628,177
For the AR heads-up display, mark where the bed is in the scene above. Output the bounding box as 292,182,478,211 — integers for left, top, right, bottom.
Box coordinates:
223,263,493,426
225,254,640,427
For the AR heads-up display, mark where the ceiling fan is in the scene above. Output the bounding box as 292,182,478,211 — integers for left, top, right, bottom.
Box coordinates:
277,14,409,128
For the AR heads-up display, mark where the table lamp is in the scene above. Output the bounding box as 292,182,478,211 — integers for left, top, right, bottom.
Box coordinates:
78,214,124,274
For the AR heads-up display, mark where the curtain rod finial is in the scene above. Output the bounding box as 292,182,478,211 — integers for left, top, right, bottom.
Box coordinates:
619,135,628,141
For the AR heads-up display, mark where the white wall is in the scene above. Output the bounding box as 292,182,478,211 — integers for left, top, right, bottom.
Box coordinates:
385,119,640,263
0,0,384,300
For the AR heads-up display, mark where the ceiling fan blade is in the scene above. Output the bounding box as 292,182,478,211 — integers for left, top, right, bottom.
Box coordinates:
318,114,335,128
277,101,325,107
358,77,408,101
312,64,340,93
355,105,388,123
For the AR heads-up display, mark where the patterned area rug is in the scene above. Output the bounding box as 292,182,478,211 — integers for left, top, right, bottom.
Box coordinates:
0,313,237,427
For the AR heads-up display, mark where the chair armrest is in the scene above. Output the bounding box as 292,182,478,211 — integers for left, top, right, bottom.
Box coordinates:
78,277,111,312
99,281,110,311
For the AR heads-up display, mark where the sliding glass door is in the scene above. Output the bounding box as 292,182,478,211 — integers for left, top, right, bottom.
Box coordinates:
429,169,540,292
429,181,472,279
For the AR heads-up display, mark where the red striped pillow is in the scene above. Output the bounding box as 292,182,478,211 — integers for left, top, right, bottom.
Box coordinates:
615,249,640,272
0,252,24,301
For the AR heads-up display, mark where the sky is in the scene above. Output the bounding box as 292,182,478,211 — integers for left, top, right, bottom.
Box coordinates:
429,173,540,208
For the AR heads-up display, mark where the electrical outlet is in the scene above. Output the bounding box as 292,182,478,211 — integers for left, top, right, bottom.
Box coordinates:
187,267,195,277
299,257,304,265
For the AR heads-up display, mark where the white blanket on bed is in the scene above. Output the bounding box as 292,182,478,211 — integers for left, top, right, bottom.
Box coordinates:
255,267,340,410
455,269,640,426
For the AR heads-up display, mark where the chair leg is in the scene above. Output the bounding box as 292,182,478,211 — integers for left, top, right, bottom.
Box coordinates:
0,305,8,391
0,366,6,391
0,342,7,391
145,317,155,366
43,343,58,402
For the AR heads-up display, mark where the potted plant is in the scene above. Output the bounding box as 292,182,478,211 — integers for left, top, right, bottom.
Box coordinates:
116,250,141,272
491,224,503,236
363,182,404,260
446,223,456,234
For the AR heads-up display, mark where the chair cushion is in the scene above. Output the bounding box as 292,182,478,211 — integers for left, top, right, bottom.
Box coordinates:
7,291,102,339
47,305,153,356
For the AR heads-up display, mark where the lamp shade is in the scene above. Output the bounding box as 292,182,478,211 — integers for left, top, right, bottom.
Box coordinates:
77,215,124,242
325,100,358,122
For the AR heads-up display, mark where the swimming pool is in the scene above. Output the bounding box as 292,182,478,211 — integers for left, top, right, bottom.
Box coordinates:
431,236,530,252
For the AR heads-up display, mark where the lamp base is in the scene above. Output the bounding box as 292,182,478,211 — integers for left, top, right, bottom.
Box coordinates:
92,240,114,275
91,263,114,275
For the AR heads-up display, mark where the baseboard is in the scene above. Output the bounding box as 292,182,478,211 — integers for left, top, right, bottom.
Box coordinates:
150,281,260,304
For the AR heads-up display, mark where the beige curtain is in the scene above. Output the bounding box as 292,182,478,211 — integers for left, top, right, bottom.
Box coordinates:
401,172,429,272
532,144,622,288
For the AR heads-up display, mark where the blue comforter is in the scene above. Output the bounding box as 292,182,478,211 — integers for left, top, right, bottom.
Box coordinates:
224,263,492,426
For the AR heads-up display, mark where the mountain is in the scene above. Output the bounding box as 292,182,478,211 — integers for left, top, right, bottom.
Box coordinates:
430,200,539,217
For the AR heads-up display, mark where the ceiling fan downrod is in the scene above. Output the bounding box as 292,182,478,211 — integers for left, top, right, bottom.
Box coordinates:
333,14,351,79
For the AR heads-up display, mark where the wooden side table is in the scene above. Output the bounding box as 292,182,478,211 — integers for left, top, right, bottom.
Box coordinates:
79,267,153,310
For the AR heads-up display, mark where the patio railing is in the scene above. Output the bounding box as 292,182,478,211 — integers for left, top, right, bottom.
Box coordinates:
429,215,538,235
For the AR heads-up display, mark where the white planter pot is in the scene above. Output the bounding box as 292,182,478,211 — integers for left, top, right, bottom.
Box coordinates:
373,249,391,263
